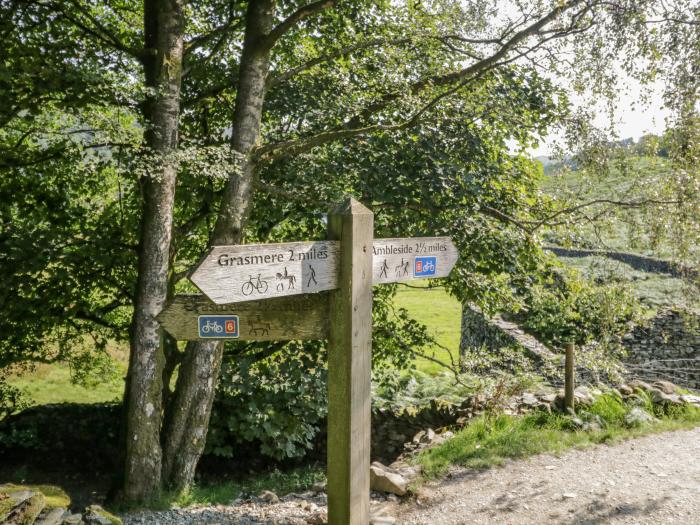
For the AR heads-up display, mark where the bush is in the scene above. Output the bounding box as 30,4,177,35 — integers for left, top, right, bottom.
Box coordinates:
206,342,327,461
519,265,639,348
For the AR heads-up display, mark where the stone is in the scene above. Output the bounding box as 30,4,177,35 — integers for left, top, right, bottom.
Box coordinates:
369,462,408,496
618,384,634,396
680,394,700,406
628,380,654,393
521,392,538,406
35,508,67,525
258,490,280,504
83,505,122,525
2,490,45,525
540,393,557,404
306,511,327,525
625,407,656,427
651,389,683,406
61,513,83,525
652,380,680,395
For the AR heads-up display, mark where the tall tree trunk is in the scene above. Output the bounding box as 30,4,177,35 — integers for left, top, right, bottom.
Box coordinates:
123,0,185,503
160,0,274,491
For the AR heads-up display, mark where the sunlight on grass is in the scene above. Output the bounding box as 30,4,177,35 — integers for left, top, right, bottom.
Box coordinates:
393,284,461,375
417,394,700,479
7,363,124,405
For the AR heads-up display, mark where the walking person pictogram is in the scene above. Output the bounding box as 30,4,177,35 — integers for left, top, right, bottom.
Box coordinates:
379,259,389,279
307,264,317,287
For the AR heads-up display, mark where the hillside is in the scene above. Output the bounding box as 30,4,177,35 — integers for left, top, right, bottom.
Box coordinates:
540,155,699,312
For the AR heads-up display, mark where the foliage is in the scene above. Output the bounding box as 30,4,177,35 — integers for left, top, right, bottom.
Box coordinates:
518,264,640,348
207,342,327,462
417,392,700,479
0,374,28,420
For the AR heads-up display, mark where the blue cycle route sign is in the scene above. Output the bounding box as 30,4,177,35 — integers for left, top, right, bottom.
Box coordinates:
198,315,239,338
414,256,437,277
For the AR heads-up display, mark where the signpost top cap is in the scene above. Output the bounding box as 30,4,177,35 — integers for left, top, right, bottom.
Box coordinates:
330,196,373,216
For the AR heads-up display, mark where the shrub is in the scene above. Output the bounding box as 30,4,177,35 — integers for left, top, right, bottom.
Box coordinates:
206,342,328,461
519,265,639,348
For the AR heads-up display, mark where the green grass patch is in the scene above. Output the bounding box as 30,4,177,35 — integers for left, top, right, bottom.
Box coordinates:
6,363,124,406
417,393,700,479
393,284,461,375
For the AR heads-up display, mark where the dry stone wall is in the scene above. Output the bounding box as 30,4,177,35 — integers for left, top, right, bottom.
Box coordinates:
621,309,700,390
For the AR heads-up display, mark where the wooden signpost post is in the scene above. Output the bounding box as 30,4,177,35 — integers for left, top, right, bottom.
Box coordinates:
158,197,458,525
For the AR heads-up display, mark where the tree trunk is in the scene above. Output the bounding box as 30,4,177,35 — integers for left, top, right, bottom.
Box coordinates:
160,0,274,491
123,0,185,503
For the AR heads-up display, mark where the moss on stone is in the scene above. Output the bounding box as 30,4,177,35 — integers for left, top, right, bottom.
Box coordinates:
86,504,123,525
0,483,70,509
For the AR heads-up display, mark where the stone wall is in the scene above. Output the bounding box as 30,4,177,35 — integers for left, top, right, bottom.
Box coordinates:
458,305,561,380
545,245,697,280
459,304,700,391
622,309,700,390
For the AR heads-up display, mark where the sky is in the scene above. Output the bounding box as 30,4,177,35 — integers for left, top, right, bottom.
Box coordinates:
530,69,671,157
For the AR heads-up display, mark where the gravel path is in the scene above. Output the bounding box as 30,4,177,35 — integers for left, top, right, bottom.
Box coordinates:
122,427,700,525
392,426,700,525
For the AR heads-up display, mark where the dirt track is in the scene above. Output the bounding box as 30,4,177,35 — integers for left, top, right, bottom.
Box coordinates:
391,427,700,525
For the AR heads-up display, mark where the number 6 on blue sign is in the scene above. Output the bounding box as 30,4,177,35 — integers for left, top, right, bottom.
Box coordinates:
414,256,437,277
198,315,239,338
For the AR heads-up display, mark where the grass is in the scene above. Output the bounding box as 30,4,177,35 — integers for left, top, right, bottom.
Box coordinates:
417,392,700,479
393,284,462,375
6,363,124,406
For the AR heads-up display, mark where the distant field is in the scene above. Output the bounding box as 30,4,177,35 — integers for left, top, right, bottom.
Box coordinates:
393,284,462,375
7,362,124,405
541,156,675,258
541,155,699,311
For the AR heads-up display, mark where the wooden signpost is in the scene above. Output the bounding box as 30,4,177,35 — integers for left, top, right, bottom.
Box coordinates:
157,197,458,525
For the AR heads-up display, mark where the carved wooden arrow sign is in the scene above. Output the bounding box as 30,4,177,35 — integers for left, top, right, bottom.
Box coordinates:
189,237,458,305
371,236,458,284
189,240,340,304
157,294,330,341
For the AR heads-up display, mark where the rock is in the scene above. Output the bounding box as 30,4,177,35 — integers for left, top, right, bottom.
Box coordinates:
369,462,408,496
569,417,584,430
628,380,654,393
83,505,122,525
61,513,83,525
521,392,538,406
369,515,396,525
258,490,280,504
651,389,683,406
1,490,45,525
306,511,327,524
652,380,680,394
625,407,656,427
35,508,67,525
618,385,633,396
540,393,557,404
680,394,700,406
582,415,605,432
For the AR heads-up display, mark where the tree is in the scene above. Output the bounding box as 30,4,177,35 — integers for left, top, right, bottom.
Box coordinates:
6,0,694,503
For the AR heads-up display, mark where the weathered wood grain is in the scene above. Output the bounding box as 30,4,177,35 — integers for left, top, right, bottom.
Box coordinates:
157,294,330,341
189,241,340,304
371,236,459,284
327,197,373,525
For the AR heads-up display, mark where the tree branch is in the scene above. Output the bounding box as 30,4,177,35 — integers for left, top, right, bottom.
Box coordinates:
261,0,335,51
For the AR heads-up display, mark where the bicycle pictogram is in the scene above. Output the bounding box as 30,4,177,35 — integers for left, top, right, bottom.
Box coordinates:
241,274,269,296
200,320,224,334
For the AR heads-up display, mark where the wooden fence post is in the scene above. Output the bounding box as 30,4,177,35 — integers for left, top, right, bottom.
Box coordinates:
564,342,575,412
327,197,373,525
